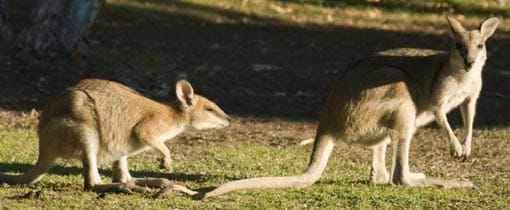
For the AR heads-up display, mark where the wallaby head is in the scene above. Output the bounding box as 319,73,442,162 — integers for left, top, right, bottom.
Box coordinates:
446,14,499,71
175,80,230,130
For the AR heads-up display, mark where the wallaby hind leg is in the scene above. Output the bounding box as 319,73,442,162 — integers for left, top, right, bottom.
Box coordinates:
390,107,426,186
390,107,475,188
86,155,148,193
75,127,146,194
370,137,390,184
111,155,169,189
82,141,103,189
112,156,132,183
110,155,196,195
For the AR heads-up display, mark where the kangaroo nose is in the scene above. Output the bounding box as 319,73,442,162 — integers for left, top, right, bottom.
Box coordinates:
464,59,474,69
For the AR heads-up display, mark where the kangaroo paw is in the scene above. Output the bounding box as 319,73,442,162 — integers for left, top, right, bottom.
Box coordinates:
159,157,173,169
449,142,464,158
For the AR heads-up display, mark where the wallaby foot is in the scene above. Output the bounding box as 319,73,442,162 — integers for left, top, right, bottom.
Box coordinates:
132,177,179,188
91,182,151,194
407,178,476,189
370,166,390,184
408,172,426,180
135,177,198,197
391,171,427,186
154,184,199,198
91,178,196,195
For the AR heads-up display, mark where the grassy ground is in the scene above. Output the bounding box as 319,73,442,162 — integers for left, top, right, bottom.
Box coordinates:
0,121,509,209
1,0,510,209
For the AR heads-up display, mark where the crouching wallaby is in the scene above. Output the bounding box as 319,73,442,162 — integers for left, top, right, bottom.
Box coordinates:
204,15,499,198
0,79,230,194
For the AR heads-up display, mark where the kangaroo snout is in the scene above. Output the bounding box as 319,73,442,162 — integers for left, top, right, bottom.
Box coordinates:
464,59,474,69
222,115,231,127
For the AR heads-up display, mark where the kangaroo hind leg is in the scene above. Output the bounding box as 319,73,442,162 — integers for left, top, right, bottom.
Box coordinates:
370,136,390,184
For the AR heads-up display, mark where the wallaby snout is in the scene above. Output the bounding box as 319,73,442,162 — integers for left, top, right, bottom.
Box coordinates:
188,97,231,130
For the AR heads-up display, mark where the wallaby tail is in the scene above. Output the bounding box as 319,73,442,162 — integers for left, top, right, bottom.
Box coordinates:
203,134,335,199
0,150,56,185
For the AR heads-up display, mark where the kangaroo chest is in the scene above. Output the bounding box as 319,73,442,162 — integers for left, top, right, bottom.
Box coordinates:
443,75,482,111
416,73,481,127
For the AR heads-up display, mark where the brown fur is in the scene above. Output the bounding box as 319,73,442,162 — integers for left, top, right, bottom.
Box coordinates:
0,79,230,194
203,15,499,198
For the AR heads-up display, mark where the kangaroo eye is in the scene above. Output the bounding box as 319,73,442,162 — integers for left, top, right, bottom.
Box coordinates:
206,107,214,112
455,43,464,49
477,44,484,49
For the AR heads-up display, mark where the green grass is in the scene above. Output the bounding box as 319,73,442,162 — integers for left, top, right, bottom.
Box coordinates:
0,127,509,209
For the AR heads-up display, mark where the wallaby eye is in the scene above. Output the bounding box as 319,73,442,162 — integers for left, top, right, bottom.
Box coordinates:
206,107,214,112
455,43,464,49
477,44,484,49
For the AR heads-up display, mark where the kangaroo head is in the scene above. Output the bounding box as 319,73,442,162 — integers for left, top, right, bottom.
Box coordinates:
175,80,230,130
446,14,499,71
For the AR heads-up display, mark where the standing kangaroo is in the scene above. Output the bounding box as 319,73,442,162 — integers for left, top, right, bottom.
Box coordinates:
204,15,499,198
0,79,230,194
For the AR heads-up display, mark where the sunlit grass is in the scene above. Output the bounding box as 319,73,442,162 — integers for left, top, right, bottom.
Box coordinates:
0,127,509,209
105,0,510,31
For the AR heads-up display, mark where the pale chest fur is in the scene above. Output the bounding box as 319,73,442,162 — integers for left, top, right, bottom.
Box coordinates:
441,71,482,112
416,70,482,127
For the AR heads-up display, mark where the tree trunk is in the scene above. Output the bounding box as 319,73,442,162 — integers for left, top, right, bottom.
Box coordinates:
15,0,104,59
0,0,12,41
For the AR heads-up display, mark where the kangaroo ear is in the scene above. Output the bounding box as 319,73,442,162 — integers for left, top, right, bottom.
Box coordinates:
176,80,195,108
480,17,499,42
445,14,466,38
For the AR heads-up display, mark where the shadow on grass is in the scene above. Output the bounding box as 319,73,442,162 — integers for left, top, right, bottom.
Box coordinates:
0,162,215,183
1,0,509,125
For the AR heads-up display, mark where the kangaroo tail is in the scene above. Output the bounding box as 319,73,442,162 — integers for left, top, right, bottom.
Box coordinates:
0,151,56,185
204,134,335,198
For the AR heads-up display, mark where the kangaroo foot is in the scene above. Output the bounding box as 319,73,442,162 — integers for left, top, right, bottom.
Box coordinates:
92,182,150,194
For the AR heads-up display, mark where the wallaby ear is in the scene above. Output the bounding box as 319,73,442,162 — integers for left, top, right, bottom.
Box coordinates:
480,17,499,42
445,14,466,38
176,80,195,108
